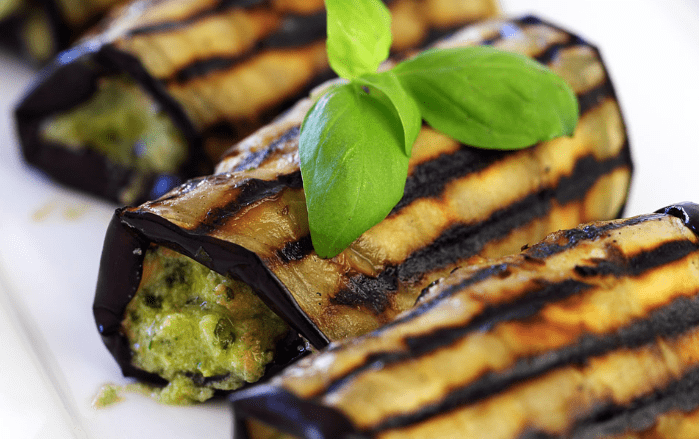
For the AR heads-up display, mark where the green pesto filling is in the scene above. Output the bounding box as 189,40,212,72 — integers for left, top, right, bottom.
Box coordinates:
121,246,290,405
40,75,188,176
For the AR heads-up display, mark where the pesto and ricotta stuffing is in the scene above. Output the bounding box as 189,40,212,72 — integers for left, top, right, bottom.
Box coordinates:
40,74,188,175
121,246,289,404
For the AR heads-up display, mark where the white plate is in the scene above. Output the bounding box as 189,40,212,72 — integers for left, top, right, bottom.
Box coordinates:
1,1,698,438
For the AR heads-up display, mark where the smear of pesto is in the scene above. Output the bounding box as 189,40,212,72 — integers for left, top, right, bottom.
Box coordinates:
40,75,188,176
121,246,289,405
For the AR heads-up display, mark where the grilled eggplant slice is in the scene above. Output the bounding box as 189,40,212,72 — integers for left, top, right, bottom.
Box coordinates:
93,16,632,402
230,202,699,439
0,0,123,63
15,0,500,205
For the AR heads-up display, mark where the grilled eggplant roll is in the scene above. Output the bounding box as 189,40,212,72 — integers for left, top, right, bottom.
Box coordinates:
14,0,500,205
0,0,124,63
230,202,699,439
93,16,632,403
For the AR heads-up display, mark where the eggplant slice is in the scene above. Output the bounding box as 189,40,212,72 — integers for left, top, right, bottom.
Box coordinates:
0,0,124,63
15,0,500,205
93,16,632,402
230,202,699,439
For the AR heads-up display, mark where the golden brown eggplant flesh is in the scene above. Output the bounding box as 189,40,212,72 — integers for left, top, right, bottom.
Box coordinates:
230,202,699,439
93,16,632,402
15,0,500,204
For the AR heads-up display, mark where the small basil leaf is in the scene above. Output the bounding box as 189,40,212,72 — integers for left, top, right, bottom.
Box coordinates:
394,46,579,149
299,83,408,258
355,71,421,156
325,0,392,79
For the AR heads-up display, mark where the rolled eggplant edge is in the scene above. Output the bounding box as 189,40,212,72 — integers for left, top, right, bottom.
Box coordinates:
14,42,205,205
93,207,329,392
228,202,699,439
0,1,64,64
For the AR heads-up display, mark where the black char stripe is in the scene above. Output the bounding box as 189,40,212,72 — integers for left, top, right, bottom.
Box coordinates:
278,235,314,263
231,125,300,173
523,213,652,261
393,146,509,213
318,239,698,401
167,11,327,84
190,170,303,235
126,0,273,37
548,367,699,439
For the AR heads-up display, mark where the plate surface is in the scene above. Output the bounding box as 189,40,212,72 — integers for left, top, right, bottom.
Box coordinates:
1,1,698,438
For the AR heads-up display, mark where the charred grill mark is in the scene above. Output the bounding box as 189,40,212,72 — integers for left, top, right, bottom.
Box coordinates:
531,35,584,65
191,171,302,234
172,55,248,84
393,147,510,213
574,240,699,278
365,293,699,436
524,215,656,260
277,235,314,263
261,10,327,47
330,268,400,315
166,13,327,84
231,125,300,172
126,1,276,37
396,190,552,282
577,78,616,116
318,238,699,406
554,146,630,206
532,366,699,439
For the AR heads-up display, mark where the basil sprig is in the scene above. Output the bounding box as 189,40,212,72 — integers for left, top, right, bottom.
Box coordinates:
300,0,579,258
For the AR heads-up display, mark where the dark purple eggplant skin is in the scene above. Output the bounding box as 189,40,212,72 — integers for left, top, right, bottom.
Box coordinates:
228,202,699,439
657,202,699,236
93,207,327,388
231,384,361,439
15,43,205,204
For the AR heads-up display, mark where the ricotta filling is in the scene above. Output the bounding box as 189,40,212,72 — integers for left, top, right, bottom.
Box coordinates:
121,245,289,404
40,75,188,202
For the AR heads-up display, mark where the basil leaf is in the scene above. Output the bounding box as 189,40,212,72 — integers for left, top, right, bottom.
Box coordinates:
355,71,421,156
325,0,392,79
394,46,579,149
299,83,408,258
